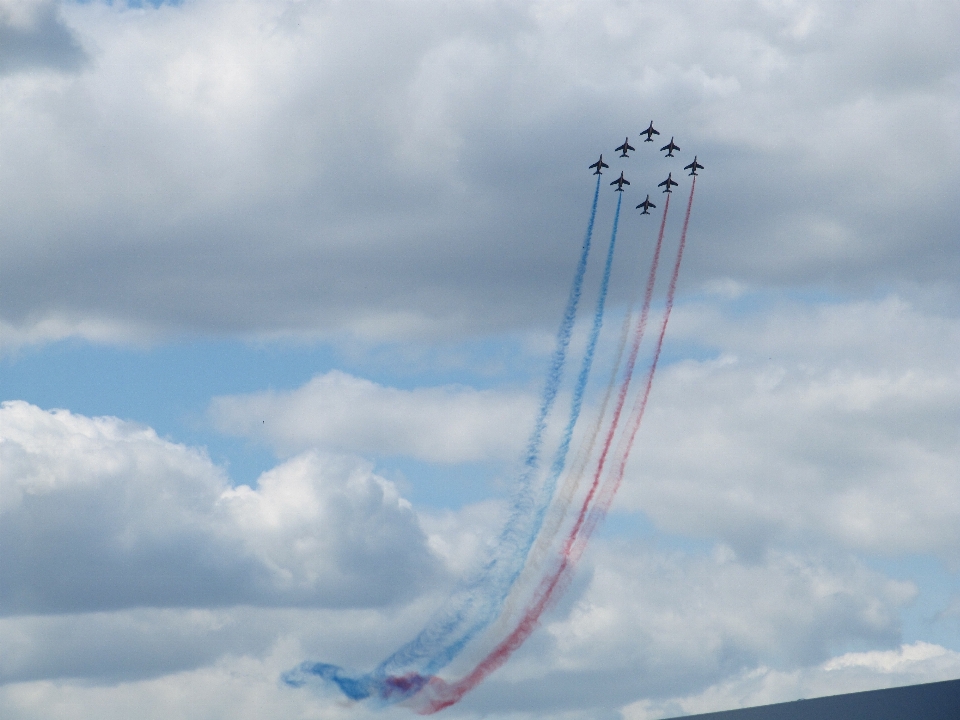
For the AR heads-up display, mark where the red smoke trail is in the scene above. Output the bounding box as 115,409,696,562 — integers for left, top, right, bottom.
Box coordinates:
414,194,677,714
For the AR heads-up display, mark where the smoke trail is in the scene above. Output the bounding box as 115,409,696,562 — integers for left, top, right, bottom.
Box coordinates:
411,194,678,713
531,191,623,555
415,180,696,713
548,191,672,566
578,176,696,547
486,282,633,638
488,193,664,637
284,175,604,701
383,177,618,681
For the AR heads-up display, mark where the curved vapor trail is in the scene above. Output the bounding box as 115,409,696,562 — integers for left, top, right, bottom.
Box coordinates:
530,190,623,564
579,176,696,548
487,195,666,637
283,175,604,701
413,193,680,714
404,182,623,681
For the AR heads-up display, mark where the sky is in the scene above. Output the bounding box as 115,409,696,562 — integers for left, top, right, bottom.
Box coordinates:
1,0,959,718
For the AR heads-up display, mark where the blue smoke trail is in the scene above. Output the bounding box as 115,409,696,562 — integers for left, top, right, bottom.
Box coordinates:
538,190,622,524
285,176,605,699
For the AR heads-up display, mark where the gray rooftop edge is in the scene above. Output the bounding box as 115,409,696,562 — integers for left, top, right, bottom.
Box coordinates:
662,677,960,720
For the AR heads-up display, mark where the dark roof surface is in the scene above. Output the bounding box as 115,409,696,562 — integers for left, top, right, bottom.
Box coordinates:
662,678,960,720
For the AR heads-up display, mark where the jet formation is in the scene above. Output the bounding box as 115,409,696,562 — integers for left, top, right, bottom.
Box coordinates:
587,122,703,211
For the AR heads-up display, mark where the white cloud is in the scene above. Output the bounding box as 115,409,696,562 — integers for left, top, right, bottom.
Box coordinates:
451,540,914,714
615,296,960,560
0,401,441,614
550,546,913,674
208,369,536,463
420,499,508,578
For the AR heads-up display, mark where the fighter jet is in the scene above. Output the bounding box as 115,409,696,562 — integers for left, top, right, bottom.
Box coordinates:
684,156,704,176
641,121,660,142
660,137,680,157
589,154,609,175
636,195,657,214
610,171,630,192
616,137,636,158
658,172,679,193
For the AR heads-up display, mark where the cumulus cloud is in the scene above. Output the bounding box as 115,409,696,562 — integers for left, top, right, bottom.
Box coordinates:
0,401,441,614
208,369,536,463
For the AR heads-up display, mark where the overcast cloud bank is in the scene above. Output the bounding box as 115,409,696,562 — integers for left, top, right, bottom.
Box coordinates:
2,0,958,350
